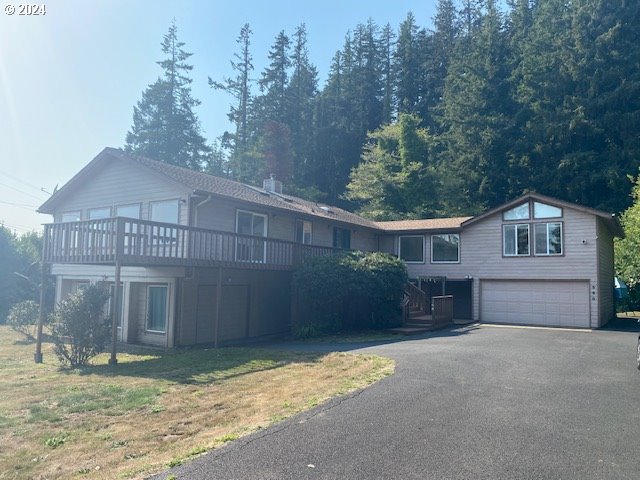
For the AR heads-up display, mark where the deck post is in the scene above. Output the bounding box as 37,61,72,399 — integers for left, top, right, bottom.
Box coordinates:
214,266,223,348
109,260,121,365
34,263,47,364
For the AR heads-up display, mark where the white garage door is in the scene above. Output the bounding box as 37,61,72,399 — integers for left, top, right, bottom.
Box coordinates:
480,280,590,328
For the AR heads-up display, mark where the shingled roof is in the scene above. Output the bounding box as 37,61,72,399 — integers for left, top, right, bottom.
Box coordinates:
39,148,380,230
374,217,473,232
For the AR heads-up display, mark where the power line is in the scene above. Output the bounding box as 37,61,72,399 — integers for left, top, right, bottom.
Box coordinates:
0,200,39,209
0,170,47,194
0,181,47,201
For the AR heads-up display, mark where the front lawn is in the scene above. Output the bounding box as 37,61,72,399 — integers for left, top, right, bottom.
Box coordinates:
0,326,394,479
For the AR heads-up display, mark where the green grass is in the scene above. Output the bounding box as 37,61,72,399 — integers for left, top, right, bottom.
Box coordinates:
0,326,394,479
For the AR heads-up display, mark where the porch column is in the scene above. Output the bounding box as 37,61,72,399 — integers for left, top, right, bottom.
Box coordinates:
108,260,122,365
214,267,223,348
34,263,47,364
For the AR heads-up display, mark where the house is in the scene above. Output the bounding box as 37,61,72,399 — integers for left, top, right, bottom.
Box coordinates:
37,148,623,349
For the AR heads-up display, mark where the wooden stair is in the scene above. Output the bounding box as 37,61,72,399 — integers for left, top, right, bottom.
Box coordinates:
388,283,454,335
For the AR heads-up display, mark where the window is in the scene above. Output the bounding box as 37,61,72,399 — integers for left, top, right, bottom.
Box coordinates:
503,224,530,256
535,222,562,255
150,200,179,224
146,285,168,333
107,283,124,327
295,220,312,244
432,234,460,263
333,227,351,249
399,236,424,263
115,204,141,219
503,203,530,221
88,207,111,219
61,211,81,222
150,200,179,245
533,202,562,219
236,210,268,262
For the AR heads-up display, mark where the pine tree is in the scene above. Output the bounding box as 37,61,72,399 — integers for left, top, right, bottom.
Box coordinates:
126,21,210,170
441,0,514,211
394,12,422,114
255,31,291,124
209,24,254,180
285,24,318,185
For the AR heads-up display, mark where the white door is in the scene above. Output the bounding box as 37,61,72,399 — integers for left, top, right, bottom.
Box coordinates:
480,280,590,328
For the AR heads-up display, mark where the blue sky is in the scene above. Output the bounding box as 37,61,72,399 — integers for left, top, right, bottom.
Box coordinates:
0,0,438,233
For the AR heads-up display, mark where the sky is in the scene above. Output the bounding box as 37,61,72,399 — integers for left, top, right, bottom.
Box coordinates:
0,0,438,234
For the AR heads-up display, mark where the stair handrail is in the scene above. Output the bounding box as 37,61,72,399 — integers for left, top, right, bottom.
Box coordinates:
404,282,428,314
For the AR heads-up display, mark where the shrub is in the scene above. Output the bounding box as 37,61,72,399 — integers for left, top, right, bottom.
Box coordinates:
292,251,408,336
6,300,40,341
51,284,111,368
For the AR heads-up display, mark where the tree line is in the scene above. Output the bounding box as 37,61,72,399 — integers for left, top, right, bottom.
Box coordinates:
125,0,640,219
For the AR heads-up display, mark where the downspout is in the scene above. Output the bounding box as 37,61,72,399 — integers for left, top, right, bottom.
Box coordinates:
193,194,213,227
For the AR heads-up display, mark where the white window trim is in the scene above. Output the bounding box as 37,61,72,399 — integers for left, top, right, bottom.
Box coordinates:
88,206,112,220
61,210,81,222
145,284,169,334
534,222,563,256
398,235,425,264
430,234,460,264
115,203,142,219
295,219,313,245
149,199,181,224
503,224,530,257
235,209,268,236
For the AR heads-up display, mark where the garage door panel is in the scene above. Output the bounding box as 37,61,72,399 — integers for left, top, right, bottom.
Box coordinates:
481,280,590,328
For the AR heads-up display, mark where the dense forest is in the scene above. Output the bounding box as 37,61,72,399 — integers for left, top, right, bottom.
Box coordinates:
125,0,640,219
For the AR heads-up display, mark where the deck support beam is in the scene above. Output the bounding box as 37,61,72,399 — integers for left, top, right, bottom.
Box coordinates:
108,260,122,365
214,267,223,348
34,264,47,364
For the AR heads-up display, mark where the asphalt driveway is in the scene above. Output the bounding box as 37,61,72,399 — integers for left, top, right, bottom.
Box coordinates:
154,324,640,480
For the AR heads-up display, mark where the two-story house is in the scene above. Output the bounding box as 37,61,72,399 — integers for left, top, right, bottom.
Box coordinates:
37,148,623,348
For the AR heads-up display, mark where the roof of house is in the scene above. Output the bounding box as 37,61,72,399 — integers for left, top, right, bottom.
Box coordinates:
461,191,624,237
374,217,473,232
38,147,380,230
38,148,624,238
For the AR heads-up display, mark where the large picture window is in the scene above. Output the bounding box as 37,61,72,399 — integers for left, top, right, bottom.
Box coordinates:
236,210,268,262
534,222,562,255
431,234,460,263
150,200,179,224
399,236,424,263
503,224,530,256
146,285,168,333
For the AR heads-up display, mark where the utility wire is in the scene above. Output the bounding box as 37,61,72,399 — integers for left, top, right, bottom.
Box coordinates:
0,170,47,194
0,200,39,208
0,181,47,201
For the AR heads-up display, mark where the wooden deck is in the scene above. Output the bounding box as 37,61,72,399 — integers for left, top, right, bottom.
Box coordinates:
43,217,338,270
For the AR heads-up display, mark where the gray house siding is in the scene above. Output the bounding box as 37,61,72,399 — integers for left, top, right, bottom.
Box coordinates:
391,206,602,326
194,197,379,251
51,158,192,224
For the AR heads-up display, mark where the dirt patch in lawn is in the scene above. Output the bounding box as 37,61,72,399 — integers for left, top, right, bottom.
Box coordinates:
0,326,394,479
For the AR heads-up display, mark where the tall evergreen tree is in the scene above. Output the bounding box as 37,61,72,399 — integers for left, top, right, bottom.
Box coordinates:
285,24,318,185
255,31,291,124
441,0,514,211
126,21,210,170
394,12,423,114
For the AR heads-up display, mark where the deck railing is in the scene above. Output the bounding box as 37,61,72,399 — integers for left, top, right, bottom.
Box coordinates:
43,217,338,269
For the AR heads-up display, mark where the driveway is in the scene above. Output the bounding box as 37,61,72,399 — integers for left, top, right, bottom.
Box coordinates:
154,324,640,480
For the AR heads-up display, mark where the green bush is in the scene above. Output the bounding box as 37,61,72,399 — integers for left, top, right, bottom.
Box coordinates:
6,300,40,341
51,284,111,368
292,252,408,337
